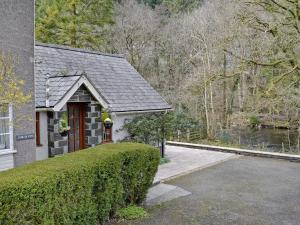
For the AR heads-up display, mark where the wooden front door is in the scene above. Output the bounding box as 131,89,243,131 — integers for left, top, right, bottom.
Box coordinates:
103,127,112,143
68,103,86,152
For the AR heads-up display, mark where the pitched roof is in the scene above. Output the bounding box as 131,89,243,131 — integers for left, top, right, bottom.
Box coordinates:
35,43,171,112
47,75,81,107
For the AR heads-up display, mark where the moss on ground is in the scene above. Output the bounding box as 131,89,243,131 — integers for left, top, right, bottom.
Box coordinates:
116,205,148,221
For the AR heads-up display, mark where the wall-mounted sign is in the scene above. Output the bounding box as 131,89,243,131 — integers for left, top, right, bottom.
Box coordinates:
16,134,35,141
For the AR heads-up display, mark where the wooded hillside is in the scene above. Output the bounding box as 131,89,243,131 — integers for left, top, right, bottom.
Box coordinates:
36,0,300,139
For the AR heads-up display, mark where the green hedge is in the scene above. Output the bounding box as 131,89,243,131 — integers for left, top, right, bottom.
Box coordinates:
0,143,160,225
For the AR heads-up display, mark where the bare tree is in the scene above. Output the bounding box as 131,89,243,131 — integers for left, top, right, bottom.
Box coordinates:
0,52,31,110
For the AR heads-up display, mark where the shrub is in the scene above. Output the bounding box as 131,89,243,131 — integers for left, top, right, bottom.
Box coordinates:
160,157,170,165
0,143,160,225
116,205,148,220
249,115,260,127
121,110,200,145
101,110,110,123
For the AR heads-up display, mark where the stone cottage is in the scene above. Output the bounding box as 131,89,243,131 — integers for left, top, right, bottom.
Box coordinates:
35,43,171,160
0,0,170,171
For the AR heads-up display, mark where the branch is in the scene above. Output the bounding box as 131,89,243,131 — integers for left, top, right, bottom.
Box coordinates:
224,49,284,67
273,65,299,84
269,0,296,19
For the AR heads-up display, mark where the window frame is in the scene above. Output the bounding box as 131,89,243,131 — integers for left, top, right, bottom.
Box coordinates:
0,104,14,152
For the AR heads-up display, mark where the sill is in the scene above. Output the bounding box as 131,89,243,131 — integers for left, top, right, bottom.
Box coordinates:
36,144,43,147
0,149,17,156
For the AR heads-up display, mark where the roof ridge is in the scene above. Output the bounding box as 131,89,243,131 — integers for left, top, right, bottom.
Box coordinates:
35,42,124,58
49,75,82,78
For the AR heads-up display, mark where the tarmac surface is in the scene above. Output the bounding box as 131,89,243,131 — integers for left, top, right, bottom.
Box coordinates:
140,156,300,225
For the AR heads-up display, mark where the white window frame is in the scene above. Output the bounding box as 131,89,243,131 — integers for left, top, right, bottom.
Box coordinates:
0,104,14,152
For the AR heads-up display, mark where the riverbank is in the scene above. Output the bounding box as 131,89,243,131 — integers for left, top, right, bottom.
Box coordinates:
193,138,300,155
180,127,300,154
167,141,300,161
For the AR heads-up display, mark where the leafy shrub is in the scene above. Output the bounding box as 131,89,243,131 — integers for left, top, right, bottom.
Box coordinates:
249,115,260,127
0,143,160,225
121,110,200,145
116,205,148,220
101,110,110,123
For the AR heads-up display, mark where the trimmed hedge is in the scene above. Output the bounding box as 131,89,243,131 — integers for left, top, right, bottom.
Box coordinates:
0,143,160,225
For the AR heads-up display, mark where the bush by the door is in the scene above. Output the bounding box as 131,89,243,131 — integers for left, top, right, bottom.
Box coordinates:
0,143,160,225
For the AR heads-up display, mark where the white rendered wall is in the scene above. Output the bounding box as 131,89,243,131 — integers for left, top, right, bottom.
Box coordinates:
111,113,141,142
36,111,49,160
0,151,15,171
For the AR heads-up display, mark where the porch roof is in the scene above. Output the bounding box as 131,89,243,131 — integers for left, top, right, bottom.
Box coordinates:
35,43,171,112
47,75,81,107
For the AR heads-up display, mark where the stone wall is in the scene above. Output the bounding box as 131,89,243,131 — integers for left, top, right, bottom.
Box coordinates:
85,102,102,147
48,109,69,157
68,85,94,103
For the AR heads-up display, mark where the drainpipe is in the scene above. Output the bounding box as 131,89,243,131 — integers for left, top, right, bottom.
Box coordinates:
45,74,50,108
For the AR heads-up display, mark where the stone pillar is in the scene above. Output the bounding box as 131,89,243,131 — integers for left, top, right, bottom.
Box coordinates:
48,107,68,157
85,101,102,147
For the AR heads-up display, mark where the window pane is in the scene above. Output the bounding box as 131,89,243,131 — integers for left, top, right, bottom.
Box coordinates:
0,134,9,150
0,104,11,151
0,119,9,134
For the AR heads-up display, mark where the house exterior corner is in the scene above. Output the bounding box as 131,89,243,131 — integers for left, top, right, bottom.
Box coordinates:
0,0,36,170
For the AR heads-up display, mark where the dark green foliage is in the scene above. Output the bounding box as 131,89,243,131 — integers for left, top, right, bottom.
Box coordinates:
171,109,200,132
0,143,160,225
122,110,200,144
121,112,172,144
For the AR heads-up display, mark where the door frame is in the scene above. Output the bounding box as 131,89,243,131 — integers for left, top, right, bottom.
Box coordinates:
67,103,86,152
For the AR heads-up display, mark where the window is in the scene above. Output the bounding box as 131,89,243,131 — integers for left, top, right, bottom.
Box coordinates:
36,112,41,146
0,104,13,151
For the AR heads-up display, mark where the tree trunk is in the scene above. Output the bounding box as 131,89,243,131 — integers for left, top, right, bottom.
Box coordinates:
209,81,215,137
203,71,210,139
71,3,77,47
222,52,227,128
238,74,244,112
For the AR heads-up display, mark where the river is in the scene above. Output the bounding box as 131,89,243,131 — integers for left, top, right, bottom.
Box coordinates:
216,128,300,154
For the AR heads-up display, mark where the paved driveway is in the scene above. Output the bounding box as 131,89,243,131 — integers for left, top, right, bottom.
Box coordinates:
154,145,236,183
141,156,300,225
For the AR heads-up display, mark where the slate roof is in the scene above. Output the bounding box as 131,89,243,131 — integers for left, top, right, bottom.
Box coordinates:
47,75,81,107
35,43,171,112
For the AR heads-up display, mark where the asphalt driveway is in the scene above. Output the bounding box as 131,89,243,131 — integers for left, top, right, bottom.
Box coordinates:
139,156,300,225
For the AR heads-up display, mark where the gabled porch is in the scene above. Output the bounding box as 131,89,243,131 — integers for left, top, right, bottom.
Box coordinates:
36,74,111,158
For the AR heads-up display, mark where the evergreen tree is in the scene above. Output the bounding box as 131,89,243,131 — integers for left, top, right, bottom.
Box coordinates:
36,0,114,49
